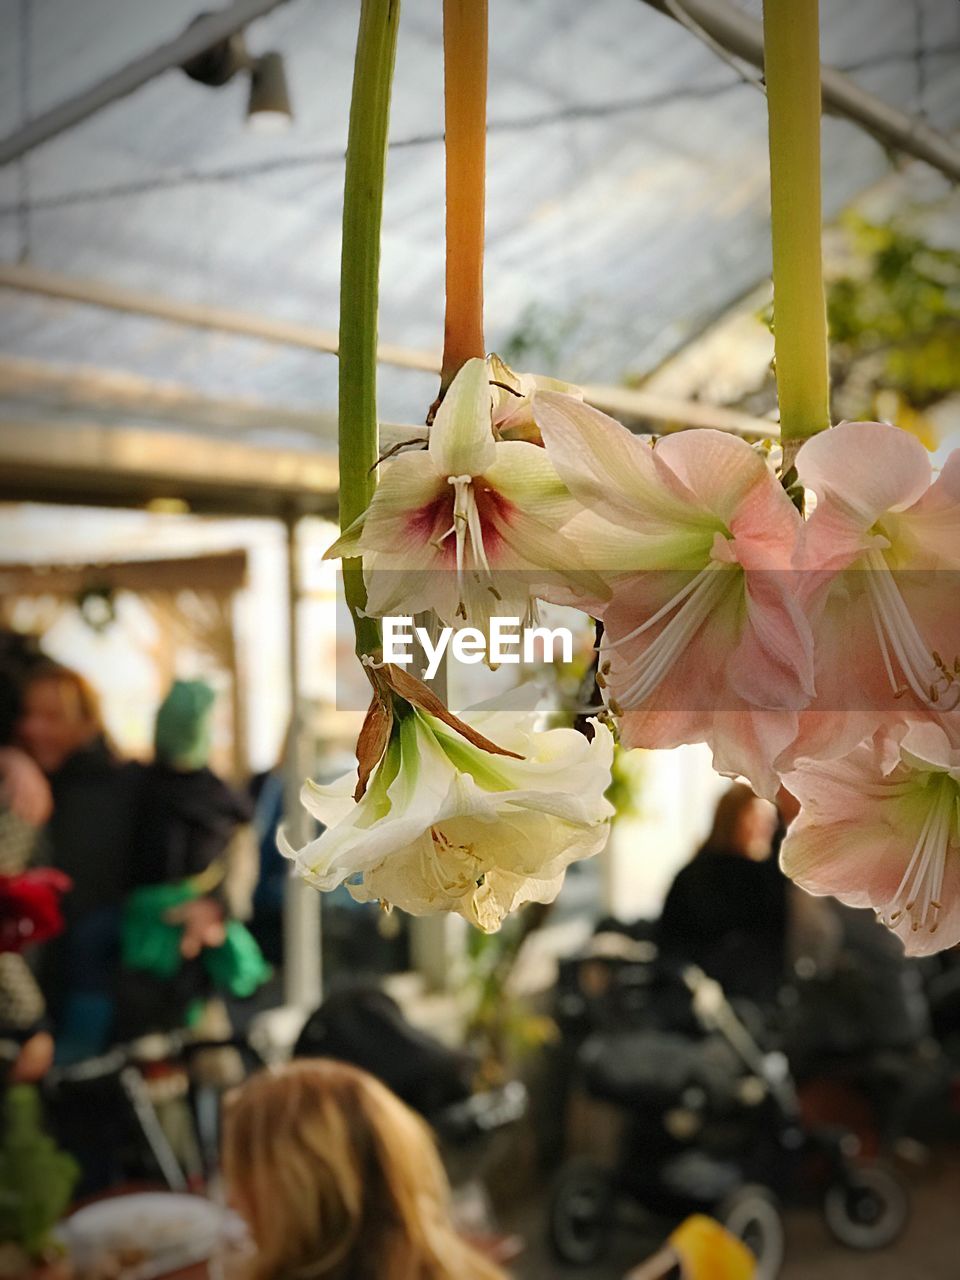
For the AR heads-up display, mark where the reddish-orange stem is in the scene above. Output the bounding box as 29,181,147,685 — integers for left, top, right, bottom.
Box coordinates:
439,0,487,395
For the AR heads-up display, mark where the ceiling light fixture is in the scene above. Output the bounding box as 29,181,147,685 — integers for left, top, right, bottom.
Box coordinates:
246,51,293,133
180,17,293,134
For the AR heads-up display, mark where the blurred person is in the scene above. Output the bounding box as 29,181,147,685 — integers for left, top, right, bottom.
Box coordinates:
16,660,143,1062
223,1059,508,1280
247,739,290,968
0,647,57,1082
657,783,785,1004
117,680,267,1039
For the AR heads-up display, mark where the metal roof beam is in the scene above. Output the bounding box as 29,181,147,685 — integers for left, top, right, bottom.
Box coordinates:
643,0,960,183
0,264,777,438
0,416,339,516
0,354,336,439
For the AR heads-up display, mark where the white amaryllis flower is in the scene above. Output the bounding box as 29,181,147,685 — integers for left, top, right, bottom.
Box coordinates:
327,356,603,630
281,697,614,933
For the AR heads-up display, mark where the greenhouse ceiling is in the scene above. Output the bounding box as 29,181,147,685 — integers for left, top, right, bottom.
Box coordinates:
0,0,957,455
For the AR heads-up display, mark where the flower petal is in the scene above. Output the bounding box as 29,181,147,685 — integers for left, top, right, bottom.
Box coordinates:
726,569,815,709
534,392,703,534
654,430,785,534
357,451,448,555
883,448,960,571
796,422,932,524
429,357,497,477
899,717,960,775
285,699,615,930
483,440,580,526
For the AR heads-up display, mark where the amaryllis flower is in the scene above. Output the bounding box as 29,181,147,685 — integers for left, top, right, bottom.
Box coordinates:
327,357,603,630
0,869,72,954
280,687,614,933
533,394,814,798
781,716,960,955
781,422,960,770
487,354,584,444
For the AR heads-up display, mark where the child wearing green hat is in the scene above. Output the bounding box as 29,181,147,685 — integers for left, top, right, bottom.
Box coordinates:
117,680,268,1038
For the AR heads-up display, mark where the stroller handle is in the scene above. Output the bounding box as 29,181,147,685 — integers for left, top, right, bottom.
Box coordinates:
681,965,799,1116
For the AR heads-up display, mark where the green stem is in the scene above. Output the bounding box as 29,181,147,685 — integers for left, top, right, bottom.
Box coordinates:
763,0,831,446
339,0,401,658
438,0,488,396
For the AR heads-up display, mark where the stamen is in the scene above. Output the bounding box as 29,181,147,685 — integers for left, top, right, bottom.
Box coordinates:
882,779,955,936
431,523,457,549
446,475,495,612
603,563,722,650
864,548,959,710
426,826,480,897
613,565,733,706
465,486,492,576
448,475,472,590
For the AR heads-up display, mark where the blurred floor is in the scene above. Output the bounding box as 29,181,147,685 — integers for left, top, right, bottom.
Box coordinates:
510,1152,960,1280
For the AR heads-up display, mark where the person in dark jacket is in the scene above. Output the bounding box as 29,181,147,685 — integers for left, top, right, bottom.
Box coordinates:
657,782,785,1005
134,680,252,887
116,680,260,1039
17,661,143,1063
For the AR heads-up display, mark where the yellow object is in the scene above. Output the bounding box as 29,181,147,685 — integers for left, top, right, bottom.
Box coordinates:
669,1214,756,1279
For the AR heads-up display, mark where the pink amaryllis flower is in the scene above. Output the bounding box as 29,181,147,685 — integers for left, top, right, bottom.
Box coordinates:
784,422,960,768
533,394,814,798
327,357,602,631
781,715,960,955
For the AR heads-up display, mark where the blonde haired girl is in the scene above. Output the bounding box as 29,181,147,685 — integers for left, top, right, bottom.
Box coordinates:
223,1058,508,1280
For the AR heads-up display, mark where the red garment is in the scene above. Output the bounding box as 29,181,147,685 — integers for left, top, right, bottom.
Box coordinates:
0,869,72,953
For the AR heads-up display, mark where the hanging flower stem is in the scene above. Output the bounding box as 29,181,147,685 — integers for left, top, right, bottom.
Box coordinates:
339,0,401,659
437,0,488,399
763,0,831,456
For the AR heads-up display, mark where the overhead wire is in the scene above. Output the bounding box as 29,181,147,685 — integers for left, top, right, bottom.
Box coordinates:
0,39,957,219
0,77,742,216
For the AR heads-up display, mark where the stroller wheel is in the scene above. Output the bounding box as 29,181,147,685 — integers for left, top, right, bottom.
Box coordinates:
718,1185,785,1279
823,1165,909,1250
548,1158,613,1265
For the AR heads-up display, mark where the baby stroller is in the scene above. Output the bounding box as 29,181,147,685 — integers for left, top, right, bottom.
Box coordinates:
549,964,908,1278
292,983,528,1139
782,904,953,1155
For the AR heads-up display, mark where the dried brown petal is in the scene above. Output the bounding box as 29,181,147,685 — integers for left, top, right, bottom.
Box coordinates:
353,690,394,801
379,663,523,759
